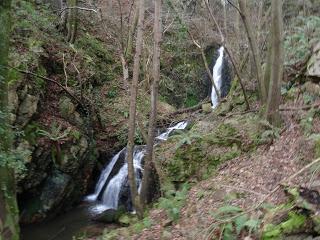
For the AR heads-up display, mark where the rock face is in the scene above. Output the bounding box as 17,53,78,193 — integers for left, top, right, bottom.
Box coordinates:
307,42,320,79
11,79,97,224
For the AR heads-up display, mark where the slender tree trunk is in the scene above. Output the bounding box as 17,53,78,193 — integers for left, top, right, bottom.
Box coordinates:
263,36,272,95
140,0,162,208
238,0,266,102
0,0,20,239
125,2,139,58
235,7,241,58
66,0,78,43
69,0,78,44
265,0,283,125
223,1,227,38
126,0,145,218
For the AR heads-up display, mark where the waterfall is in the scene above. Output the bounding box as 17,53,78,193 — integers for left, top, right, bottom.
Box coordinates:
156,121,189,141
85,149,124,202
211,46,224,109
87,121,188,213
101,149,145,210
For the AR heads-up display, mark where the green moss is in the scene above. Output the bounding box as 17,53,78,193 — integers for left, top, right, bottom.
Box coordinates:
263,212,307,239
7,68,22,85
315,138,320,158
34,65,47,91
23,122,42,145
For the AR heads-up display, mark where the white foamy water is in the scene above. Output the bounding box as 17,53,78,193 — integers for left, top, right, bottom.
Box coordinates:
87,121,188,214
84,149,124,202
211,46,224,109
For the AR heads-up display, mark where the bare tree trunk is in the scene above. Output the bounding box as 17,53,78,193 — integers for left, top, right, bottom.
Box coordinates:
0,0,20,239
125,2,139,58
69,0,78,44
140,0,162,208
126,0,145,218
223,1,227,38
120,53,129,89
66,0,78,43
235,7,241,58
265,0,283,125
238,0,266,102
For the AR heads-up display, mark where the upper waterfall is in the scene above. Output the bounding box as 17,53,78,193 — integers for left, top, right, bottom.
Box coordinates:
211,46,225,109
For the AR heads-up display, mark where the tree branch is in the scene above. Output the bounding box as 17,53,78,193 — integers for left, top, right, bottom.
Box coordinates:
8,66,83,107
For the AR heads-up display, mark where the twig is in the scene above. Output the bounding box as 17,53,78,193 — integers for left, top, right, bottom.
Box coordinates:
224,46,250,110
225,0,242,15
62,53,68,87
59,6,98,15
218,184,267,197
187,30,220,102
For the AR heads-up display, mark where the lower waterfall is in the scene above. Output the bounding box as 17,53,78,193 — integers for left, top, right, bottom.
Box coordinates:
86,121,188,213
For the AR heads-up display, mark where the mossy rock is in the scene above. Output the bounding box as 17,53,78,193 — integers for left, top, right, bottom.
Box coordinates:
59,97,76,118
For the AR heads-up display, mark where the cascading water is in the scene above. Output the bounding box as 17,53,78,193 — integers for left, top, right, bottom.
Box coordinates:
101,149,145,210
156,121,189,141
86,121,188,214
211,46,225,109
85,149,124,202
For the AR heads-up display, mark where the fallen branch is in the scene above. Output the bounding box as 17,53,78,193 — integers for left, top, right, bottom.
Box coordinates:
279,102,320,111
59,6,98,15
166,99,211,117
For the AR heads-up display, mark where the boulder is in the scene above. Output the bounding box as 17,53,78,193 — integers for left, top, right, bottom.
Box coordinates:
59,97,76,118
157,101,176,115
307,42,320,79
202,103,212,113
16,94,39,127
93,207,125,223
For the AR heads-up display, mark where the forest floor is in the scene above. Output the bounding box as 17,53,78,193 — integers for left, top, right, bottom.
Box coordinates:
126,107,320,240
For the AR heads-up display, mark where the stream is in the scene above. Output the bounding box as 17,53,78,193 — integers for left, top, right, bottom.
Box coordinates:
21,204,107,240
21,46,226,240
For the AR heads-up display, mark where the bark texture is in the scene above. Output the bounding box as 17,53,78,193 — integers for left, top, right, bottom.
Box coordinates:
126,0,145,217
140,0,162,207
265,0,283,125
66,0,78,43
238,0,266,102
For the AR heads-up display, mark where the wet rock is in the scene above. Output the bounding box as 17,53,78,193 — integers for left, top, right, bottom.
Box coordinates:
93,208,125,223
20,170,73,223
